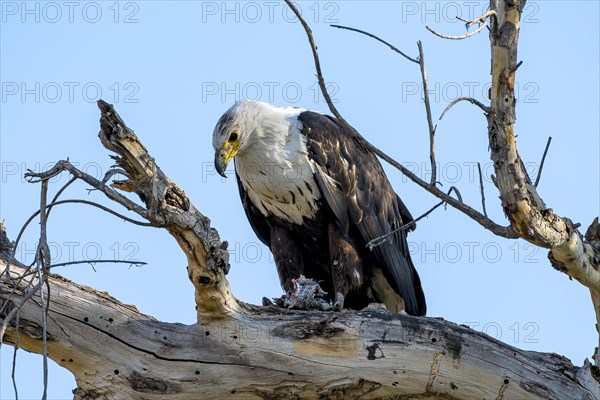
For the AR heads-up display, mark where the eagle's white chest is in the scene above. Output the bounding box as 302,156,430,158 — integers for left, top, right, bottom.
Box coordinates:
236,124,321,225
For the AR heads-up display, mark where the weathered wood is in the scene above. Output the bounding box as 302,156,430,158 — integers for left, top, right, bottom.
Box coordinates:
97,100,240,321
1,261,598,400
486,0,600,364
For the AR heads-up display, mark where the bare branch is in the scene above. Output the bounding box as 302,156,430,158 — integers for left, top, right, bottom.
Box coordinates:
25,161,165,226
44,199,159,227
478,162,488,217
367,182,472,249
534,137,552,188
288,12,517,239
427,9,495,40
466,10,497,28
426,22,488,40
283,0,347,126
49,260,147,269
417,41,438,185
447,186,463,203
367,200,444,249
330,24,419,64
11,315,19,400
0,182,158,325
328,25,439,187
11,197,157,264
0,273,45,344
46,176,77,218
17,260,149,279
37,178,50,400
361,141,515,236
439,97,492,120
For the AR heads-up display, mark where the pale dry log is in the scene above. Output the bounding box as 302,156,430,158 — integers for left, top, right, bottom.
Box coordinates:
486,0,600,363
1,261,598,400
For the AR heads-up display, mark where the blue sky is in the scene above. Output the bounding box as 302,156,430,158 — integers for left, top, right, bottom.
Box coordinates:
1,1,599,398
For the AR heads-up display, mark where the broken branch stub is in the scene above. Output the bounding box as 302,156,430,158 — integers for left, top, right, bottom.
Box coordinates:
97,100,241,320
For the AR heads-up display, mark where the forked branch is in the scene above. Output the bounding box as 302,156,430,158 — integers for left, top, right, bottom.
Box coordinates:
21,101,239,321
426,9,496,40
296,17,516,238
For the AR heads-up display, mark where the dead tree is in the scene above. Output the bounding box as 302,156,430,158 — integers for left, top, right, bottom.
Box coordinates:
1,1,599,399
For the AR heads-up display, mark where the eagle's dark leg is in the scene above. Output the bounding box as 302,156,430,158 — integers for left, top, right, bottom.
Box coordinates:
328,223,364,311
270,225,305,294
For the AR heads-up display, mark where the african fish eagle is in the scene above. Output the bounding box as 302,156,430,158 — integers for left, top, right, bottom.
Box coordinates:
212,100,426,316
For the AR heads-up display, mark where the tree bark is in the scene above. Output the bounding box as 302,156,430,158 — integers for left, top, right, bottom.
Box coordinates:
1,261,598,400
486,0,600,363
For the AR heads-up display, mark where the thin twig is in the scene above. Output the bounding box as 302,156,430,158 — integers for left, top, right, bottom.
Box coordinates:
1,196,156,319
426,21,488,40
0,274,46,342
427,9,495,40
25,160,166,227
1,176,77,280
448,186,463,203
511,60,523,73
477,162,488,217
367,200,445,249
466,10,497,28
46,176,77,218
439,97,492,120
367,180,467,248
328,25,438,186
0,266,36,320
37,179,50,400
284,0,347,128
16,260,149,280
330,25,419,64
12,198,156,263
0,197,156,317
49,199,158,226
11,313,19,400
20,262,147,283
534,137,552,188
417,41,437,185
49,259,147,269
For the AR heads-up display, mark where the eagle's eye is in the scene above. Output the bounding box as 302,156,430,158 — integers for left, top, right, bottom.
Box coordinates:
228,131,238,142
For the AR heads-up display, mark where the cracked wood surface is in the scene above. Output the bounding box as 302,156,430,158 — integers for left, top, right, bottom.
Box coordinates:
1,262,598,400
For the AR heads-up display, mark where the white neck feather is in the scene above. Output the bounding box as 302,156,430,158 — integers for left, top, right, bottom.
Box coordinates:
233,101,321,224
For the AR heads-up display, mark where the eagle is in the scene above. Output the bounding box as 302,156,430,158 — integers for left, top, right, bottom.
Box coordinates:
212,100,426,316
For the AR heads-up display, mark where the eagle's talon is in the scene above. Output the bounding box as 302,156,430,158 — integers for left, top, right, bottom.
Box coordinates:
333,292,345,311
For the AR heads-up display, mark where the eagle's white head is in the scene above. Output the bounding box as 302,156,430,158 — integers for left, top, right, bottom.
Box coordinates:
212,100,304,177
212,100,319,223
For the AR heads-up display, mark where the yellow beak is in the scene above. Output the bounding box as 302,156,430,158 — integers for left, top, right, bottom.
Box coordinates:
214,141,240,177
